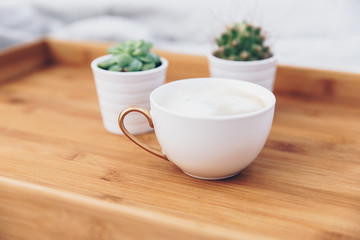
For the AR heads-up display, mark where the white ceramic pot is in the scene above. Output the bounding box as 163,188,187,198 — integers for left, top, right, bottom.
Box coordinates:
207,53,278,91
91,55,168,135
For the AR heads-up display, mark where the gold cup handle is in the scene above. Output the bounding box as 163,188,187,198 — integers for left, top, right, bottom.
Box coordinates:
118,106,168,160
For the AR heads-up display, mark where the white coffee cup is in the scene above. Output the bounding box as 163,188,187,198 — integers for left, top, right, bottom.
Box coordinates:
119,78,276,180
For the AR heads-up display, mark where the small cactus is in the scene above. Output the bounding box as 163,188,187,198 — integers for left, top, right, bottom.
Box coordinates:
98,40,161,72
213,21,272,61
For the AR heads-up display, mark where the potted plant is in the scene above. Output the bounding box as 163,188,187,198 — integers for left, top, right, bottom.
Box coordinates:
207,21,277,91
91,40,168,135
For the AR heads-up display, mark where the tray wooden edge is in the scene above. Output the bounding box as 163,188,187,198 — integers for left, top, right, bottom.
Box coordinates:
0,176,248,239
0,39,49,83
1,38,360,102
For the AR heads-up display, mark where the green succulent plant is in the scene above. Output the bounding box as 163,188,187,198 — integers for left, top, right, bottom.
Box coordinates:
98,40,161,72
213,21,273,61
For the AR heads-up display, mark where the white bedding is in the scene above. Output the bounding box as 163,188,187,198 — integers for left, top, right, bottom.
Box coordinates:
1,0,359,73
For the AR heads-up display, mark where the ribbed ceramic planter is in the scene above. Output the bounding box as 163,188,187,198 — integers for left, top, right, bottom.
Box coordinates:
91,55,168,135
207,53,278,91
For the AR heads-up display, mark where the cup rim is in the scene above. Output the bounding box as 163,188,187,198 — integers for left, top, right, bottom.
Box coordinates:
150,78,276,121
91,54,168,76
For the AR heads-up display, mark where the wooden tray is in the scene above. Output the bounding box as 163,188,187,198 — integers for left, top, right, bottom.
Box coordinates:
1,38,359,240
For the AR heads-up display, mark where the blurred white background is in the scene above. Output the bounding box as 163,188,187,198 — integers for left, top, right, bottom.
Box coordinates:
1,0,359,73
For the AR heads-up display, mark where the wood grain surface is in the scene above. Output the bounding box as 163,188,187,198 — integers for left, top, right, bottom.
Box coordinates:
0,39,360,240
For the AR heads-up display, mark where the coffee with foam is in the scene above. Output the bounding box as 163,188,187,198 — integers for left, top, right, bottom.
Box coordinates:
160,84,266,117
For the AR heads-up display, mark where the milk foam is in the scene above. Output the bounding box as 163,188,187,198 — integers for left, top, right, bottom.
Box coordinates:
162,85,266,117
